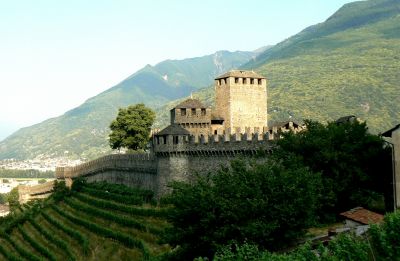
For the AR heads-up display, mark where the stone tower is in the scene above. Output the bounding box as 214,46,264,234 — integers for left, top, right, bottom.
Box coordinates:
214,70,267,133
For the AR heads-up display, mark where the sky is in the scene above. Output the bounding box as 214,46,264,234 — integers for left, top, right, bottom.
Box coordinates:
0,0,355,141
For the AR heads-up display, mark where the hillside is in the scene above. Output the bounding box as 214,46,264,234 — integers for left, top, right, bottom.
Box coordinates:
0,50,254,160
0,181,170,260
156,0,400,133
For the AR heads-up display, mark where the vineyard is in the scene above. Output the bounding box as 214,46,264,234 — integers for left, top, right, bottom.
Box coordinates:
0,180,171,261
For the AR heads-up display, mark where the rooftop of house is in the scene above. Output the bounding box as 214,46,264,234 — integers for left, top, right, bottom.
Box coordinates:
335,115,357,124
156,124,191,136
269,121,302,128
215,70,266,80
173,98,207,109
340,207,384,225
381,123,400,137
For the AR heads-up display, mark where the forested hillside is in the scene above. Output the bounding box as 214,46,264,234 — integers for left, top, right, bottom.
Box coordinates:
0,51,254,160
157,0,400,133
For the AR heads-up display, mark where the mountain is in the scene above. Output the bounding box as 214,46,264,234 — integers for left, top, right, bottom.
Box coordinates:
0,50,255,160
157,0,400,133
245,0,400,130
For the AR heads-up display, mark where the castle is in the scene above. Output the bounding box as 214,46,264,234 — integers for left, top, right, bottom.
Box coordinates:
55,70,302,196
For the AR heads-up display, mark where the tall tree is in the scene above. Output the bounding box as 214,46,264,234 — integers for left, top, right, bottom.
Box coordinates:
109,104,155,151
276,120,391,220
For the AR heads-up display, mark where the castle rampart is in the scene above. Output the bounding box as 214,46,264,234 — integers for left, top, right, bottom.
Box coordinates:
56,132,279,196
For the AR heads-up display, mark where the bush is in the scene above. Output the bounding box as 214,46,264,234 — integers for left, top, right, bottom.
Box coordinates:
163,156,321,259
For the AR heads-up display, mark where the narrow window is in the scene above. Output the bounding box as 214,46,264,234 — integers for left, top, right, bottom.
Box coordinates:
235,77,239,83
191,108,196,116
173,136,179,144
243,78,246,84
214,130,217,135
201,108,206,116
258,79,262,85
181,108,186,116
250,78,254,84
163,136,167,144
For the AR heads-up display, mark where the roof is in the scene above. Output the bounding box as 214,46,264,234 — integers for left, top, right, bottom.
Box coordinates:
381,124,400,137
211,114,224,121
173,98,206,109
215,70,266,80
270,121,302,128
340,207,384,225
335,115,357,124
155,124,190,136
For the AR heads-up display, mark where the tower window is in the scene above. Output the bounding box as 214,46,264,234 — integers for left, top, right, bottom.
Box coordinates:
235,77,239,83
181,108,186,116
243,78,247,84
258,79,262,85
173,136,179,144
250,78,254,84
191,108,196,115
201,108,206,116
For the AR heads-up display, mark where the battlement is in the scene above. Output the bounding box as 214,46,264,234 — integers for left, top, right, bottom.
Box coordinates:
56,153,156,179
153,131,277,156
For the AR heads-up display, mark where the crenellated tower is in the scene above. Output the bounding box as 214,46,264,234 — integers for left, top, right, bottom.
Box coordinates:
214,70,267,133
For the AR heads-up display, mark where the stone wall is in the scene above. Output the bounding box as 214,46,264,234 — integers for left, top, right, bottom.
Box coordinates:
19,181,55,204
56,132,276,197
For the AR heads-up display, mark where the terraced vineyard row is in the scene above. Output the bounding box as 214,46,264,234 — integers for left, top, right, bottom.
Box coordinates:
0,180,171,260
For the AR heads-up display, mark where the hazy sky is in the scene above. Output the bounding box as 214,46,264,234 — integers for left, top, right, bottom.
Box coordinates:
0,0,355,141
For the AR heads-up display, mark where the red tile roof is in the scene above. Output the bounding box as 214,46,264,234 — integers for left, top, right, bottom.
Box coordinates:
340,207,384,225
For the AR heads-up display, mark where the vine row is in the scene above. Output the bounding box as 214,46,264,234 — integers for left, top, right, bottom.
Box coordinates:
17,224,57,261
53,205,150,259
29,218,76,261
41,211,89,254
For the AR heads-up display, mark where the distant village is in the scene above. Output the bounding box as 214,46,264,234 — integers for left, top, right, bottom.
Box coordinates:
0,157,84,172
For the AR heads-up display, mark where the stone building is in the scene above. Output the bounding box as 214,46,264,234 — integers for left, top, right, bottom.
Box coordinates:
170,99,212,136
215,70,267,133
168,70,268,137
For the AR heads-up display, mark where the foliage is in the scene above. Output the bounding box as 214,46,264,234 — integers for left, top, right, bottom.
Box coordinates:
28,218,76,261
17,224,57,261
212,210,400,261
0,168,55,178
109,103,156,151
73,192,166,218
53,205,149,257
163,157,321,259
276,120,390,220
38,178,47,184
7,187,20,211
64,196,151,232
41,211,89,254
0,193,6,204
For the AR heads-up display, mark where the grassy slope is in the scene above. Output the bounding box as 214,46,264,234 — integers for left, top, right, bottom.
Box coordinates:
0,51,253,160
0,182,170,261
156,0,400,133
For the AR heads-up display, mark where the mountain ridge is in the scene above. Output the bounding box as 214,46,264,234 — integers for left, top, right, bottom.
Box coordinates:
0,50,255,160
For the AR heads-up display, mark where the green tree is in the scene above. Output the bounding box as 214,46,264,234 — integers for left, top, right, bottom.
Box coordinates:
276,120,390,220
38,179,47,184
109,103,155,151
163,156,322,260
7,187,20,211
